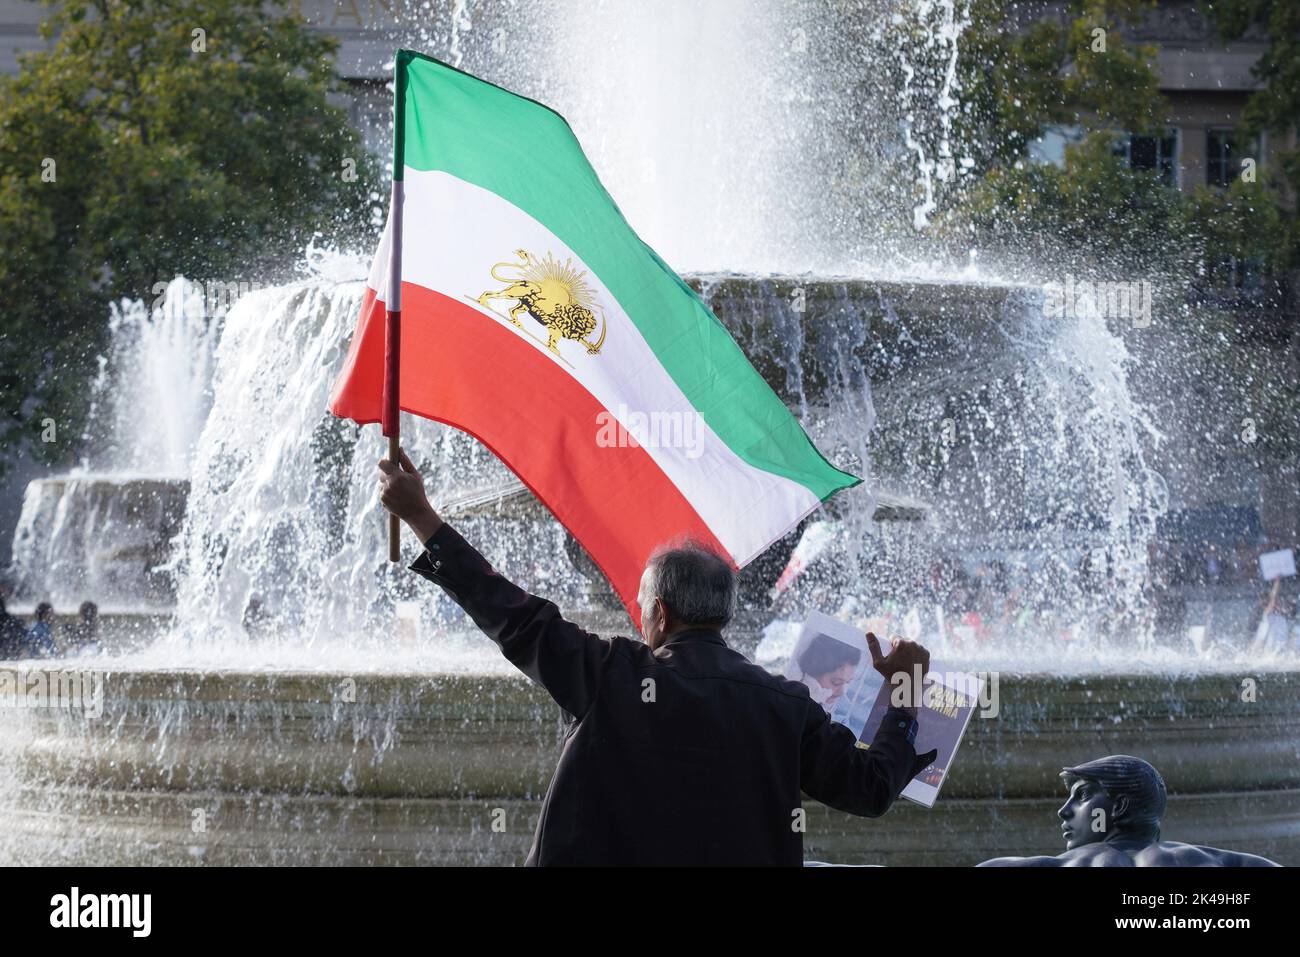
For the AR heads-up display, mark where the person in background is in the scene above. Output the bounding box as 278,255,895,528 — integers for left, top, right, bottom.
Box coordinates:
242,594,272,639
64,601,101,655
946,582,986,650
1205,544,1222,585
0,595,27,659
23,602,58,658
993,585,1030,644
1254,577,1296,655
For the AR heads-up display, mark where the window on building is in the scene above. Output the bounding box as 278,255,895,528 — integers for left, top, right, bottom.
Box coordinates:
1207,128,1237,188
1206,129,1263,189
1113,131,1179,185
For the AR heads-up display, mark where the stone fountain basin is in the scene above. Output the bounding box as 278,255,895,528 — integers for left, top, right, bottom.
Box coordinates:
9,476,189,610
0,668,1295,866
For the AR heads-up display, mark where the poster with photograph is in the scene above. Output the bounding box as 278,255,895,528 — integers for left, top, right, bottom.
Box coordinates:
785,610,983,808
784,610,883,724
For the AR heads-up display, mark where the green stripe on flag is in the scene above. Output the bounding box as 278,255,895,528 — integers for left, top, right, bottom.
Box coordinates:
393,51,858,501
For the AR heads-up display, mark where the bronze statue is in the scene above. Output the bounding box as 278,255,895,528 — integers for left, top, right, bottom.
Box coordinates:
978,755,1281,867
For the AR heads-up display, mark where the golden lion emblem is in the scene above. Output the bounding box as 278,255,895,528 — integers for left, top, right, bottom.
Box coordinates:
474,249,607,358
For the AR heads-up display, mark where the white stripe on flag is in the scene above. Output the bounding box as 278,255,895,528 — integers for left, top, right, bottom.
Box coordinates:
368,168,822,564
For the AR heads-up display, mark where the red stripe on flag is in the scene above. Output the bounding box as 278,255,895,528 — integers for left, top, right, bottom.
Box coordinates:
330,283,731,625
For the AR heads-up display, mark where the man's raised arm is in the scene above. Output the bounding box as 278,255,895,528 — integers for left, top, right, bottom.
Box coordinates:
378,450,613,719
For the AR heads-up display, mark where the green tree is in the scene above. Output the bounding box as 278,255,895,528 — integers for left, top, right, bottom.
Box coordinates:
938,0,1286,283
0,0,378,476
1210,0,1300,268
948,132,1284,278
953,0,1166,178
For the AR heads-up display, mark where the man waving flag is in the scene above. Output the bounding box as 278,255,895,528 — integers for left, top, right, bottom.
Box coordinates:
330,51,859,623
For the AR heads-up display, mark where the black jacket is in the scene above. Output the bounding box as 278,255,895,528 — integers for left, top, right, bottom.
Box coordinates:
411,523,921,866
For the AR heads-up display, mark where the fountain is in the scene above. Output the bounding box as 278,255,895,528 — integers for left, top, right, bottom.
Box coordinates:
1,2,1296,866
6,279,217,631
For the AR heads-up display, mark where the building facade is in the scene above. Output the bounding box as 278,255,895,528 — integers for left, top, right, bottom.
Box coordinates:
1,0,1291,191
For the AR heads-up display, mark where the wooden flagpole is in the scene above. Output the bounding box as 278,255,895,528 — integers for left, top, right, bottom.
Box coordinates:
383,177,404,562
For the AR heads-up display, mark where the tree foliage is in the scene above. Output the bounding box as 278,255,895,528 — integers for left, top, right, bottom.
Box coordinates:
954,0,1166,176
938,0,1288,281
0,0,379,475
1209,0,1300,268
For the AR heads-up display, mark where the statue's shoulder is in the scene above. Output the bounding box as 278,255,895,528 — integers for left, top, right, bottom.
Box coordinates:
1065,844,1136,867
1139,842,1282,867
976,854,1066,867
977,845,1131,866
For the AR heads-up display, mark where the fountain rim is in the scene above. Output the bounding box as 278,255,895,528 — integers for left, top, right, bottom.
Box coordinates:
4,661,1296,682
683,269,1043,289
203,266,1045,293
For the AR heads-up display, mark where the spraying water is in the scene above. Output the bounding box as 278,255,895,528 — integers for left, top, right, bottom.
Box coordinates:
6,2,1216,668
7,278,220,611
80,276,220,477
358,0,974,275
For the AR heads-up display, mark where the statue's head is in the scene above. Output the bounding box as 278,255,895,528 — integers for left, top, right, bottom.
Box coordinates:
1057,755,1166,849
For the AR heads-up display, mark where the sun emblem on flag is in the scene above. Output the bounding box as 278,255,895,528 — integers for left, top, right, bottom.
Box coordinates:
472,250,608,362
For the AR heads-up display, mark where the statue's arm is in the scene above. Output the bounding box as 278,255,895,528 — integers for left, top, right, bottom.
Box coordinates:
979,845,1134,866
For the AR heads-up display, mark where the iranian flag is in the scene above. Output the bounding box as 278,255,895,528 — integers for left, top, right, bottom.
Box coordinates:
330,51,858,622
